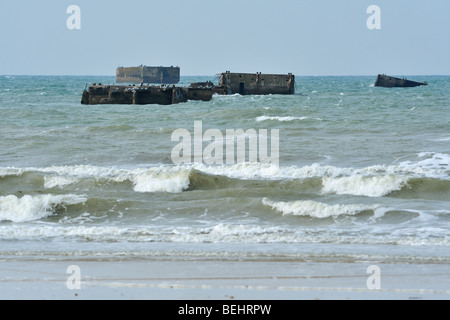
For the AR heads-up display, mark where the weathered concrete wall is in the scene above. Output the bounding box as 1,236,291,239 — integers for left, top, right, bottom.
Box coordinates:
115,67,143,83
183,87,221,101
116,66,180,84
108,86,134,104
82,83,228,105
143,66,180,84
219,72,295,95
84,84,133,105
132,87,175,105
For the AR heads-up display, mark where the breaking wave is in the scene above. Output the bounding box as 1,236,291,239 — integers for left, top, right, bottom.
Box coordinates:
131,167,191,193
0,222,448,246
321,175,409,197
0,194,87,222
399,152,450,171
256,115,309,122
1,152,448,198
262,198,379,218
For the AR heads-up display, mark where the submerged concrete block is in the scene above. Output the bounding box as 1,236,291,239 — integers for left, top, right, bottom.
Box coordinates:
374,74,428,88
82,84,188,105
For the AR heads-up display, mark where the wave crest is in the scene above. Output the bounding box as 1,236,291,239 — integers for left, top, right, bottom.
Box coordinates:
321,175,409,197
0,194,87,222
256,115,308,122
131,167,191,193
262,198,378,218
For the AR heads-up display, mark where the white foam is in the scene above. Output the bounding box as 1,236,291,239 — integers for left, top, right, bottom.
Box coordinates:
38,165,130,181
131,167,191,193
255,115,308,122
400,152,450,170
0,194,87,222
4,157,447,198
19,165,192,193
262,198,378,218
0,225,128,240
193,162,282,180
44,176,79,189
0,167,24,177
167,224,290,243
192,163,438,197
321,175,409,197
193,162,359,181
2,163,336,185
0,221,447,246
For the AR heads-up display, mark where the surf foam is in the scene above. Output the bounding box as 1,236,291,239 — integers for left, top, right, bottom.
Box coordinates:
0,194,87,222
262,198,378,218
321,175,409,197
0,167,24,178
131,167,191,193
44,176,80,189
256,115,308,122
18,165,192,193
3,156,448,197
400,152,450,171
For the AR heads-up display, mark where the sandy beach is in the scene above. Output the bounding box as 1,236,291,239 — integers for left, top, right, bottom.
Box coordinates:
1,253,449,300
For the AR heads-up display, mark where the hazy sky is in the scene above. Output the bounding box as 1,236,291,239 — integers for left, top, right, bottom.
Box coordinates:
1,0,449,76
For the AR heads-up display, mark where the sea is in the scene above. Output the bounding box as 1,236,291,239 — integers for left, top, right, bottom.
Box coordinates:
0,75,449,297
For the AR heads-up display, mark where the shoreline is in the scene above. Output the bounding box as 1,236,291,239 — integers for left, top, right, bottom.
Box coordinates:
1,254,449,300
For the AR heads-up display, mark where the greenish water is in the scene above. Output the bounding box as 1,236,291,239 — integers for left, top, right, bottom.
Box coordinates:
0,75,449,266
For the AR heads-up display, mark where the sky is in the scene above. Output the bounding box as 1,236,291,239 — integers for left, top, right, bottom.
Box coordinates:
0,0,449,76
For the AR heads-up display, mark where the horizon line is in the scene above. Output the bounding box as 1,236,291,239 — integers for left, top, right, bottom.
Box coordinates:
2,74,449,77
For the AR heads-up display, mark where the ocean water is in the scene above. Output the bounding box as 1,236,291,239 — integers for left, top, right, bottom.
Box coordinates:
0,75,449,292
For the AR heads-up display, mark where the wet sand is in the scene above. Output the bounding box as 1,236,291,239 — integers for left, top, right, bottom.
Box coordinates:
1,255,449,300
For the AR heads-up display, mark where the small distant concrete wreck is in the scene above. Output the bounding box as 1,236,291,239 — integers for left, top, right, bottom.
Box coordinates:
374,74,428,88
81,68,295,105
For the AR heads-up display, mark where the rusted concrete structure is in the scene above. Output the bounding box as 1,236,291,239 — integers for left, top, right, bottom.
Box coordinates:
82,84,185,105
116,66,180,84
219,71,295,95
81,83,225,105
82,70,295,105
374,74,428,88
